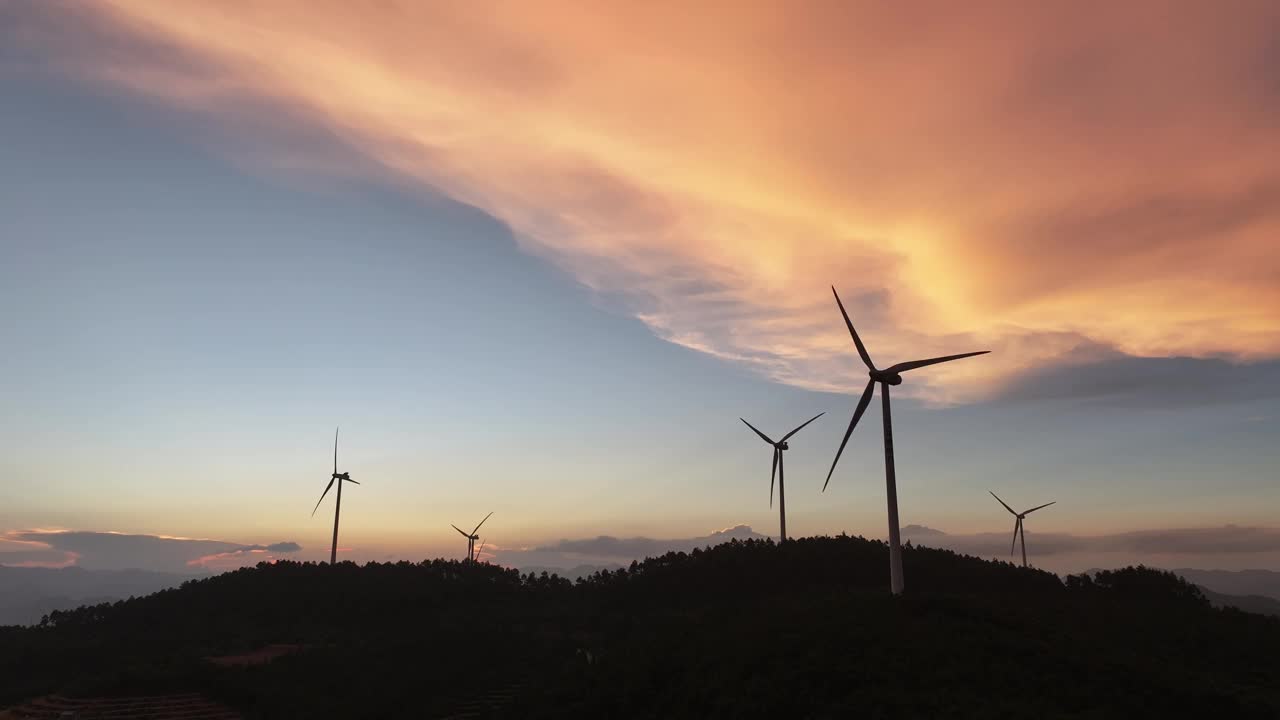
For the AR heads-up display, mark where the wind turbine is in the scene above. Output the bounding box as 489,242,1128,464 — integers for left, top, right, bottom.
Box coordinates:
312,427,360,565
740,413,824,542
823,286,989,595
990,492,1055,568
452,512,492,565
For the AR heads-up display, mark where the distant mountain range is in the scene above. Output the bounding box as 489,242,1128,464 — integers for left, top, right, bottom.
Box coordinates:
1169,568,1280,617
1170,568,1280,601
0,566,196,626
1196,587,1280,617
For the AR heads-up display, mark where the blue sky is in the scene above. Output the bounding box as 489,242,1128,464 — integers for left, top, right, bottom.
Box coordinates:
2,3,1278,575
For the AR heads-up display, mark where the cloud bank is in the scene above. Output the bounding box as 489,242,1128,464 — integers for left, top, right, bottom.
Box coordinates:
494,524,767,569
992,355,1280,408
902,524,1280,572
0,530,302,573
6,2,1280,401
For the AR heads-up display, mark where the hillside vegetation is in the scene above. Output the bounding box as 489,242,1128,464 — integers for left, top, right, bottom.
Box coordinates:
3,536,1278,718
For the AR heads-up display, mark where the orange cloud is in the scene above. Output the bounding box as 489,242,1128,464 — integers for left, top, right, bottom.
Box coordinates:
41,1,1280,400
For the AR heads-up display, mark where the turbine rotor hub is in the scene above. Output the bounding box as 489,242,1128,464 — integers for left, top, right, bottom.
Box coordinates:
777,441,789,450
870,369,903,385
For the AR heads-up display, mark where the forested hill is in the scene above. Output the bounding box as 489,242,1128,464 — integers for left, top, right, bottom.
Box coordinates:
3,536,1279,718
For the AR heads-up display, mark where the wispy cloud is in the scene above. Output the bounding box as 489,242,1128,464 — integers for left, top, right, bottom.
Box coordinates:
187,541,303,570
7,2,1279,401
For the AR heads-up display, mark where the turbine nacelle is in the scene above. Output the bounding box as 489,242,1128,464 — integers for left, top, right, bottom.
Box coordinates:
870,369,903,386
775,440,790,451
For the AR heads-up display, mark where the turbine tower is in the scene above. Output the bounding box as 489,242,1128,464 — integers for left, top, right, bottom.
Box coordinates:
453,512,492,565
740,413,824,542
990,492,1055,568
823,286,989,595
312,427,360,565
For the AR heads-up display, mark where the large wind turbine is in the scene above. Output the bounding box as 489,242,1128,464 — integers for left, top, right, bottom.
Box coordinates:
823,286,989,595
740,413,824,542
452,512,492,565
312,427,360,565
990,492,1055,568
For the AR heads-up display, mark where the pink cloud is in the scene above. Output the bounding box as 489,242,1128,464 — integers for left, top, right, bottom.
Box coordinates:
16,1,1280,401
6,551,81,569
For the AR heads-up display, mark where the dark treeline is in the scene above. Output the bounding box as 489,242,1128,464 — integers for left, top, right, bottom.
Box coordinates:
3,536,1278,718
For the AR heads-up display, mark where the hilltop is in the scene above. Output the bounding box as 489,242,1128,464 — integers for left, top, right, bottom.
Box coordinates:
3,536,1279,718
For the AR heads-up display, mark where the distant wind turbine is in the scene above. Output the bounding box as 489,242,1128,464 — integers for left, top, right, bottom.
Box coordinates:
823,286,989,595
740,413,824,542
312,427,360,565
453,512,492,565
990,492,1055,568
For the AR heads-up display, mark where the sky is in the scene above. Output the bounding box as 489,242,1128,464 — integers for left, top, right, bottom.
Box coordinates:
2,1,1278,576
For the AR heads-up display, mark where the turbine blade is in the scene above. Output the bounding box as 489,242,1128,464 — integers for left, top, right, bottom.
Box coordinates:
884,351,990,374
989,491,1017,516
345,478,360,485
476,541,486,561
1011,518,1020,556
472,511,494,535
770,448,778,508
1023,501,1056,515
823,380,876,491
740,418,775,446
452,524,470,538
832,286,875,371
334,426,339,475
781,412,825,442
311,478,335,517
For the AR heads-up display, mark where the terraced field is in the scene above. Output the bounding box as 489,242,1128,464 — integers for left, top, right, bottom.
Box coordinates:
439,678,530,719
3,693,240,719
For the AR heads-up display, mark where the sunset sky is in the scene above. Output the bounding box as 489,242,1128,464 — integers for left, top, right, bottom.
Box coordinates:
2,1,1278,574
